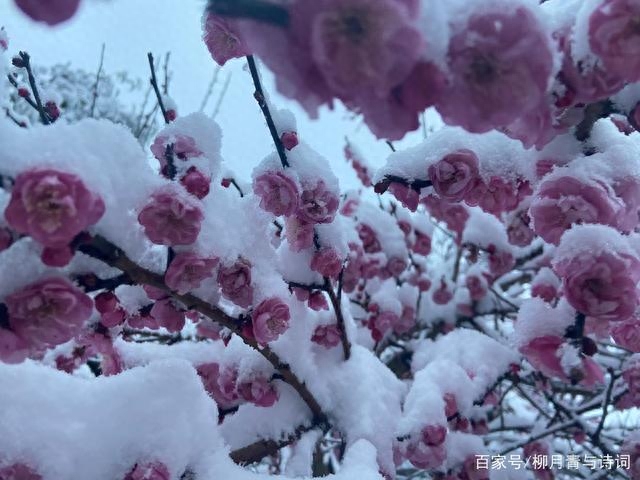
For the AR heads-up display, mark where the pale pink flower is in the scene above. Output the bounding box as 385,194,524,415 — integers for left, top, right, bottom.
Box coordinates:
124,462,170,480
6,277,93,350
237,377,278,407
252,297,290,344
405,441,446,470
507,212,535,247
285,216,315,252
196,362,241,409
5,168,105,248
253,171,299,217
217,258,254,308
0,463,42,480
165,252,218,295
150,134,203,175
0,328,30,364
180,167,210,200
138,188,203,246
529,176,623,245
466,177,520,216
149,299,184,333
611,317,640,351
298,180,339,224
312,324,342,348
387,183,419,212
412,231,431,256
15,0,80,25
589,0,640,82
357,223,381,253
555,250,640,321
203,14,250,67
428,150,480,202
311,248,343,279
437,7,553,132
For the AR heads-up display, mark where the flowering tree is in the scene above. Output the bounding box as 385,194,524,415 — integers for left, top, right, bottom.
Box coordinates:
3,0,640,479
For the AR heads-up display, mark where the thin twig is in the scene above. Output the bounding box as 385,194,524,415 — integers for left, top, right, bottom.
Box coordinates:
162,52,171,95
246,56,289,168
212,72,232,119
147,52,170,124
199,66,220,112
324,275,351,360
90,44,106,118
17,52,49,125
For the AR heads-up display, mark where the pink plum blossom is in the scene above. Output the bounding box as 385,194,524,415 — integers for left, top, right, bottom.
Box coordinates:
149,299,185,333
253,171,299,217
432,279,453,305
165,252,219,295
611,317,640,352
298,180,339,224
237,377,278,407
15,0,81,26
281,132,299,151
252,297,291,344
589,0,640,83
405,441,446,470
412,231,431,256
6,277,93,351
466,274,488,301
0,463,42,480
217,258,254,308
203,14,250,67
41,245,74,267
285,216,315,251
180,167,210,200
5,168,105,248
138,188,203,246
310,248,343,279
529,176,623,245
369,310,397,341
95,292,126,328
437,7,553,133
554,250,640,321
357,223,382,253
387,183,419,212
507,211,535,247
428,150,481,202
124,462,170,480
466,177,521,216
308,291,329,311
312,324,342,348
196,362,241,409
0,328,30,364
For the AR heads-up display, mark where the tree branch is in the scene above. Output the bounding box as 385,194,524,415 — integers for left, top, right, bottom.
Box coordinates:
90,44,106,118
16,52,50,125
147,52,171,124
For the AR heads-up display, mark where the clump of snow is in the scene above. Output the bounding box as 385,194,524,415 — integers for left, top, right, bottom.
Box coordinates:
511,298,575,347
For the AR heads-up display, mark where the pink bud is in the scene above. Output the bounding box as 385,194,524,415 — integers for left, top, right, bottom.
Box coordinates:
124,462,170,480
45,101,60,121
14,0,81,26
217,258,254,308
180,167,210,200
308,291,329,311
311,324,342,348
281,131,299,150
432,279,453,305
41,245,74,267
252,297,290,344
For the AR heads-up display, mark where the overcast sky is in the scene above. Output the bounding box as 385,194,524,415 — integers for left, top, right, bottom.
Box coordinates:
1,0,438,190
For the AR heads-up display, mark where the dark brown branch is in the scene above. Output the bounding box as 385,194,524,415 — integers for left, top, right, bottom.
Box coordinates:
16,52,50,125
230,423,323,465
77,235,327,425
374,175,432,195
246,56,290,168
574,100,614,142
324,276,351,360
593,369,617,441
207,0,289,27
90,44,106,118
147,52,171,124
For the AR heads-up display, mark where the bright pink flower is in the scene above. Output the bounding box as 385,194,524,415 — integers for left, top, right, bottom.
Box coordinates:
437,7,553,132
589,0,640,82
0,463,42,480
41,245,74,267
611,317,640,351
281,132,299,151
412,231,431,256
203,14,250,66
253,171,299,217
138,188,203,246
0,328,30,364
507,211,535,247
15,0,80,26
312,324,342,348
285,216,315,252
151,134,202,167
197,362,241,409
466,274,488,301
165,252,218,295
555,250,640,321
432,279,453,305
428,150,481,202
530,176,623,245
6,277,93,350
405,441,446,470
252,297,290,344
5,168,105,248
180,167,210,200
466,177,520,216
308,291,329,311
298,180,339,224
150,299,184,333
124,462,170,480
357,223,381,253
388,183,419,212
311,248,343,279
217,258,254,308
237,377,278,407
95,292,126,328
